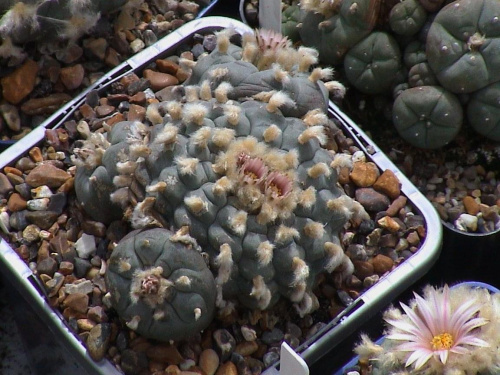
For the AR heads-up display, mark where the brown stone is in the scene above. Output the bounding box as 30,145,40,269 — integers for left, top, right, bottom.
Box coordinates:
199,349,219,375
385,195,408,217
234,340,258,357
29,146,44,163
21,93,72,115
156,59,179,75
63,293,89,314
373,169,401,199
105,47,121,67
7,193,27,211
215,362,237,375
95,104,116,117
1,59,38,104
0,172,13,195
60,64,85,90
377,216,400,232
349,162,379,187
353,260,374,280
371,254,394,274
127,104,146,121
79,103,96,119
338,166,350,185
3,167,22,177
146,344,184,364
143,69,179,91
83,37,108,60
130,91,146,105
25,164,71,188
463,196,480,216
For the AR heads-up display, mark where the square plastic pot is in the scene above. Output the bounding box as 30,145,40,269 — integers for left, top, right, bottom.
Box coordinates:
0,16,442,375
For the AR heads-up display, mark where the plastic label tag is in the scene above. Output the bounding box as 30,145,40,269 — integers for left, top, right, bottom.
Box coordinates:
280,342,309,375
259,0,281,33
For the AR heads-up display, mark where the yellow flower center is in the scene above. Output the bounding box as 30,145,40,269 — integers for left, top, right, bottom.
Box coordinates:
431,333,454,350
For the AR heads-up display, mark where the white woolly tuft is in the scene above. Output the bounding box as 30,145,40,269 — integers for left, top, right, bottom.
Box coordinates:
211,128,235,148
184,196,208,216
291,257,309,286
304,221,325,239
297,46,319,72
126,315,141,330
110,188,130,208
212,176,233,195
166,101,183,120
257,241,274,266
263,124,282,143
215,243,233,285
175,156,199,175
294,291,319,317
229,211,247,236
302,109,329,127
266,91,296,113
154,125,178,146
330,153,353,170
199,80,213,101
146,181,167,193
250,275,272,310
214,81,233,103
323,242,344,273
223,104,241,126
307,162,332,179
309,67,333,82
324,80,347,99
191,126,212,148
275,225,300,243
209,67,229,79
194,307,202,321
298,125,328,145
175,275,191,287
272,64,290,84
184,85,199,102
146,103,163,125
214,28,236,53
113,175,132,188
116,161,137,175
130,198,158,229
298,186,317,208
182,103,207,125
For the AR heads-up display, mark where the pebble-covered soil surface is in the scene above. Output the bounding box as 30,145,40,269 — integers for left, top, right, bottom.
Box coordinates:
0,26,429,375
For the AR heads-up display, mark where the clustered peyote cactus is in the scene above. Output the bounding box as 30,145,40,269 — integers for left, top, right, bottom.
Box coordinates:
72,28,368,341
286,0,500,148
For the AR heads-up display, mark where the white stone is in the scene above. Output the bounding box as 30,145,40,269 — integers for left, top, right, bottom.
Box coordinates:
352,150,365,163
31,185,53,199
455,213,478,232
27,198,50,210
0,211,10,233
75,233,97,258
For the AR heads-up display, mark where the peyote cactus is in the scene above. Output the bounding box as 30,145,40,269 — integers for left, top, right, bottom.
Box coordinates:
392,85,463,149
388,0,427,37
72,28,367,336
297,0,381,65
466,81,500,142
0,0,130,46
105,227,216,342
426,0,500,94
343,31,403,95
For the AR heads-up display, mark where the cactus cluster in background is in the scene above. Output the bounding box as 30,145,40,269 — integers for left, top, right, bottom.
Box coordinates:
0,0,132,56
73,28,367,341
281,0,500,148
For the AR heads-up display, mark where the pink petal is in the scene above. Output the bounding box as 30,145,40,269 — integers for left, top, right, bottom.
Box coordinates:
413,292,439,335
438,349,449,364
406,349,433,370
400,302,433,340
